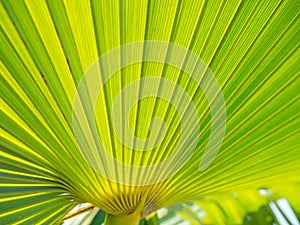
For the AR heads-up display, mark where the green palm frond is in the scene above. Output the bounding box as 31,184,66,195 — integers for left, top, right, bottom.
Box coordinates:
0,0,299,224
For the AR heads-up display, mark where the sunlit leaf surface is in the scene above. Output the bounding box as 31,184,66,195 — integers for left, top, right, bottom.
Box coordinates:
0,0,299,224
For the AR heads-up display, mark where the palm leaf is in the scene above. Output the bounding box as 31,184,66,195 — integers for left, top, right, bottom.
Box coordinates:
0,0,299,224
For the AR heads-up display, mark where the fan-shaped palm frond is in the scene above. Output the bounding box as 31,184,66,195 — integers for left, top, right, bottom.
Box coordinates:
0,0,299,224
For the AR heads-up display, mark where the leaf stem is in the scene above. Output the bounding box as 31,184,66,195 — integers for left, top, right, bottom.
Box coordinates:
104,196,145,225
62,204,95,221
104,211,141,225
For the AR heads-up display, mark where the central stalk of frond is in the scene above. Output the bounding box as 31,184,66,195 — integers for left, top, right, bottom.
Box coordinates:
104,197,145,225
